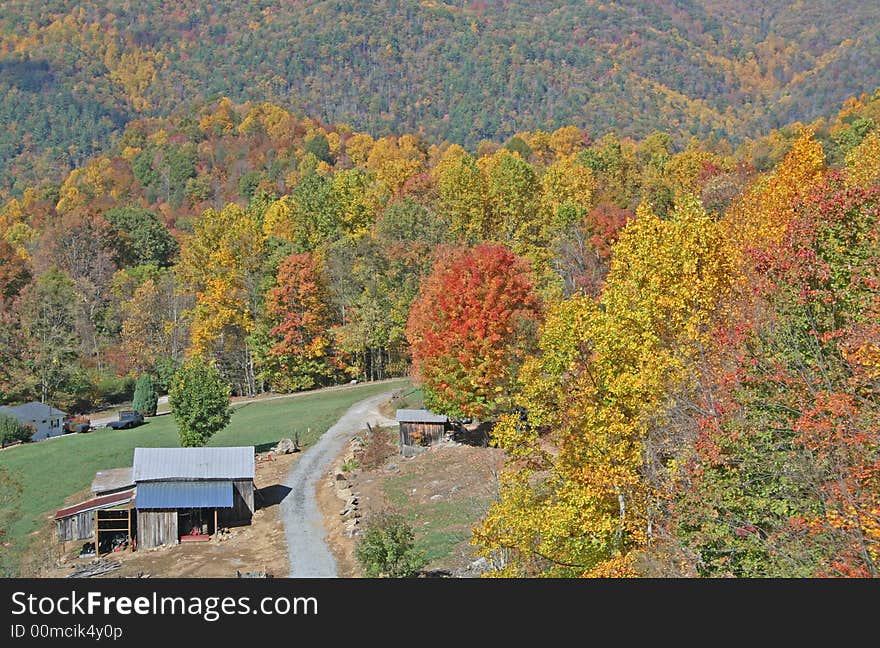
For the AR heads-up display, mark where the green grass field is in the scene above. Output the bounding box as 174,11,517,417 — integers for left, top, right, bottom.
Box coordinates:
0,379,408,575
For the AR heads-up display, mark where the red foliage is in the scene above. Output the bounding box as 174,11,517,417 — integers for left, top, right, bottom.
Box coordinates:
405,243,541,417
265,252,334,361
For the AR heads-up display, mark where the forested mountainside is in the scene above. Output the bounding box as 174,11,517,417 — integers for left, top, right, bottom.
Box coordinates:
1,86,879,578
1,0,879,194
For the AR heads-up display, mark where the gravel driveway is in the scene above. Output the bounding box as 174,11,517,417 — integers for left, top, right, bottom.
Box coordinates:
281,391,397,577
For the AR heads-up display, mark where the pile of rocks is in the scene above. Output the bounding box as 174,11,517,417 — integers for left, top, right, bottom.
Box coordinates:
329,435,365,538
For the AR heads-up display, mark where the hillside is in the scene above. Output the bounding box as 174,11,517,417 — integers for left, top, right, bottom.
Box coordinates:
1,0,879,193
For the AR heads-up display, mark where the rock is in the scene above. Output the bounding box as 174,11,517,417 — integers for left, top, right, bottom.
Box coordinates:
429,494,443,501
340,508,351,516
454,557,491,578
335,472,347,482
273,438,298,454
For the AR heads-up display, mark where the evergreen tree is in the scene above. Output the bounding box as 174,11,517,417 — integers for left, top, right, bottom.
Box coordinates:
131,373,158,416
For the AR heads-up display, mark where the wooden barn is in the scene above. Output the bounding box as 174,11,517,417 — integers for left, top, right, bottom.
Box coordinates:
396,409,449,452
133,446,255,549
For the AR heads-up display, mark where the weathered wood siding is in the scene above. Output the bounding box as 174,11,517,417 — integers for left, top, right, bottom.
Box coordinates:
137,510,177,549
56,511,94,542
399,421,446,448
232,480,254,519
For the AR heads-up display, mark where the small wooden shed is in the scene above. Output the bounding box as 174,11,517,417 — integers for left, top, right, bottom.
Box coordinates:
133,446,255,549
396,409,449,451
54,489,136,555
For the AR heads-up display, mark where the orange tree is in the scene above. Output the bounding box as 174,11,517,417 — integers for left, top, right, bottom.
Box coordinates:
405,243,541,419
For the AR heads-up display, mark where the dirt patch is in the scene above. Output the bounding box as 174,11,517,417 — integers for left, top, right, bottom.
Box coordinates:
42,452,298,578
317,424,505,576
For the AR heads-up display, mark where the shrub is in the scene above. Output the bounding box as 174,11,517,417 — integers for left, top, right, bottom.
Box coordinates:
355,513,425,578
0,413,33,446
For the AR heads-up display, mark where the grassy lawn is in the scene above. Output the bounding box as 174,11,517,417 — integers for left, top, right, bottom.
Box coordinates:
381,454,497,567
0,379,408,575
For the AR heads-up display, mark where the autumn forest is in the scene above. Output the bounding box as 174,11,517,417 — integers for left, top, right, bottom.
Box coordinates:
0,1,879,578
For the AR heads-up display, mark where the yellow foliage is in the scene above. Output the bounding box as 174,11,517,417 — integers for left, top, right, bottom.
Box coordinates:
345,133,375,166
474,196,737,576
55,156,115,212
524,130,553,164
238,102,294,140
262,198,295,241
366,136,425,194
724,130,826,250
199,97,237,136
326,132,342,157
549,125,585,158
177,204,266,357
541,155,595,217
844,131,880,188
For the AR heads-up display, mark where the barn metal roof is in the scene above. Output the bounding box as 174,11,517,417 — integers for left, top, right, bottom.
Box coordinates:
132,447,255,482
395,409,448,424
136,481,233,509
55,489,135,520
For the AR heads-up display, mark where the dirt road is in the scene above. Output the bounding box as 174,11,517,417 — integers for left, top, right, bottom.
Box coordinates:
281,391,397,577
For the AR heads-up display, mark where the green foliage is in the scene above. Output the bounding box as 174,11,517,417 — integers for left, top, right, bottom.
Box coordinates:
0,413,32,446
238,171,262,200
341,458,359,472
168,357,232,447
105,207,178,267
355,512,426,578
153,356,179,394
375,198,447,244
94,375,136,406
131,374,158,416
0,466,23,576
304,133,333,164
505,136,532,160
16,268,79,406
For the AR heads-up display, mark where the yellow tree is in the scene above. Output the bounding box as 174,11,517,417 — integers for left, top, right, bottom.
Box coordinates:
844,131,880,188
549,126,586,158
725,130,826,249
433,145,488,240
176,204,266,395
540,155,595,227
474,196,737,576
366,135,425,195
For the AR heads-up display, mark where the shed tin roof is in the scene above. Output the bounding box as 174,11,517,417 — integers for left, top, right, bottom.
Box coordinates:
55,489,135,520
91,467,134,495
395,409,448,424
133,446,255,482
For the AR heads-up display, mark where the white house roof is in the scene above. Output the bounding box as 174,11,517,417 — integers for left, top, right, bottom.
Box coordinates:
0,401,66,422
133,446,255,482
395,409,448,424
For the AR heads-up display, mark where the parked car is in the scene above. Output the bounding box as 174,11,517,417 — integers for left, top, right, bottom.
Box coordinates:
63,416,92,434
106,410,144,430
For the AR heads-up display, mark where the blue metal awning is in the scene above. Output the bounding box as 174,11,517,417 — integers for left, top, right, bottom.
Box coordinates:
136,481,233,509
